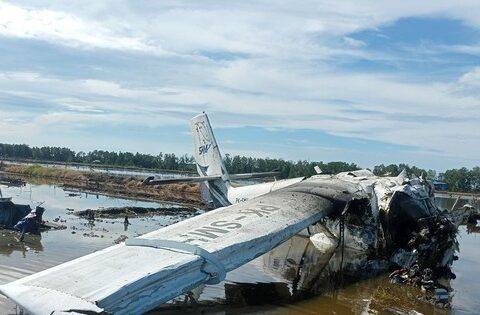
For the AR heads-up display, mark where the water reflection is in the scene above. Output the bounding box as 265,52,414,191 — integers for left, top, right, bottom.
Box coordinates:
224,237,376,305
0,230,43,257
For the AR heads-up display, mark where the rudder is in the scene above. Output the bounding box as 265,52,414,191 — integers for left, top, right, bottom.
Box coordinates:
191,112,231,208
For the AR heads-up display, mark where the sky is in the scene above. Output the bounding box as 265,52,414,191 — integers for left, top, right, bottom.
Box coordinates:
0,1,479,171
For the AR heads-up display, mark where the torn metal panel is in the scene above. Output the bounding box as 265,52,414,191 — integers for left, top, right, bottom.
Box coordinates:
0,200,31,229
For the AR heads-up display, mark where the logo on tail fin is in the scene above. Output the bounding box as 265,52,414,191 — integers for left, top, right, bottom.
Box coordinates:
198,144,211,155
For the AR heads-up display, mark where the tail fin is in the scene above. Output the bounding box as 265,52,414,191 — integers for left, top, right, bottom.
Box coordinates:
191,112,231,208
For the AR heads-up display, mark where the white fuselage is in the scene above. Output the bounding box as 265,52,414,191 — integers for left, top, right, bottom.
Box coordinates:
227,177,305,204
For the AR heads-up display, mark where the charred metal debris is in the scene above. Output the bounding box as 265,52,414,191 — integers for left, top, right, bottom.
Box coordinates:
0,188,64,238
293,169,475,308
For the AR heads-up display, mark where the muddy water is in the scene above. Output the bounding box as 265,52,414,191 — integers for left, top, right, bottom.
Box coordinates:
0,183,479,315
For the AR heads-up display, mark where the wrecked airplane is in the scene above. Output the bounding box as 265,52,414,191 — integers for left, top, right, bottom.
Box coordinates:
0,165,468,314
0,113,474,313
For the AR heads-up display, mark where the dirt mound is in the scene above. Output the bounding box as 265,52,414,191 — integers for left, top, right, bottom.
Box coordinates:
75,206,199,218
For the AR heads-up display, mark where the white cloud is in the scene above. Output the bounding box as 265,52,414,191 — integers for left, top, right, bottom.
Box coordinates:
458,66,480,87
452,66,480,97
343,37,366,47
2,0,479,58
0,1,159,53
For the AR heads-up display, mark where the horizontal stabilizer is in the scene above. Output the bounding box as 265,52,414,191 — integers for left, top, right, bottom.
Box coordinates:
143,171,281,185
142,175,221,185
230,171,281,180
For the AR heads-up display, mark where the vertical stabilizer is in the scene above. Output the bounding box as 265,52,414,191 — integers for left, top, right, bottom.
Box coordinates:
191,112,231,207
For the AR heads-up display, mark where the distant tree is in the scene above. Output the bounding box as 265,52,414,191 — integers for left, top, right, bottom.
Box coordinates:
373,164,385,176
471,167,480,192
426,169,437,180
444,168,472,192
223,154,232,172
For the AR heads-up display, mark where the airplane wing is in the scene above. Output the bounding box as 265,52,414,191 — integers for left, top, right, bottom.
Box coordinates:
229,171,281,180
0,179,360,315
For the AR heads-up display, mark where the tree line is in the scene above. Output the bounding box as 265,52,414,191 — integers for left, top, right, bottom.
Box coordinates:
0,143,479,192
0,143,196,172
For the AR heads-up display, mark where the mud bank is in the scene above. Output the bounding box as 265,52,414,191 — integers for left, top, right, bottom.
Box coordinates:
0,164,202,206
75,206,200,219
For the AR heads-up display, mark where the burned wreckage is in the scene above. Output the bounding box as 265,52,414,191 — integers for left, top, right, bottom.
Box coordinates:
303,169,460,303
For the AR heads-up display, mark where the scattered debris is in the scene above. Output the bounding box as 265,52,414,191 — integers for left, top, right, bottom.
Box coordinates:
74,206,199,219
14,207,45,238
87,210,95,221
435,288,449,304
52,216,66,223
114,235,128,244
83,232,102,238
384,307,423,315
41,221,67,230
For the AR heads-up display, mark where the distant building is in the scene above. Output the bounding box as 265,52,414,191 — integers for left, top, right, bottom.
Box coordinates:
432,180,449,191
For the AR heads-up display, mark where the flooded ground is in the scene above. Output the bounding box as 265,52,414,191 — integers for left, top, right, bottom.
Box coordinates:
0,182,479,314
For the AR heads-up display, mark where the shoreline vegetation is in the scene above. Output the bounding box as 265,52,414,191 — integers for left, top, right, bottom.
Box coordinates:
0,163,202,207
0,142,479,193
